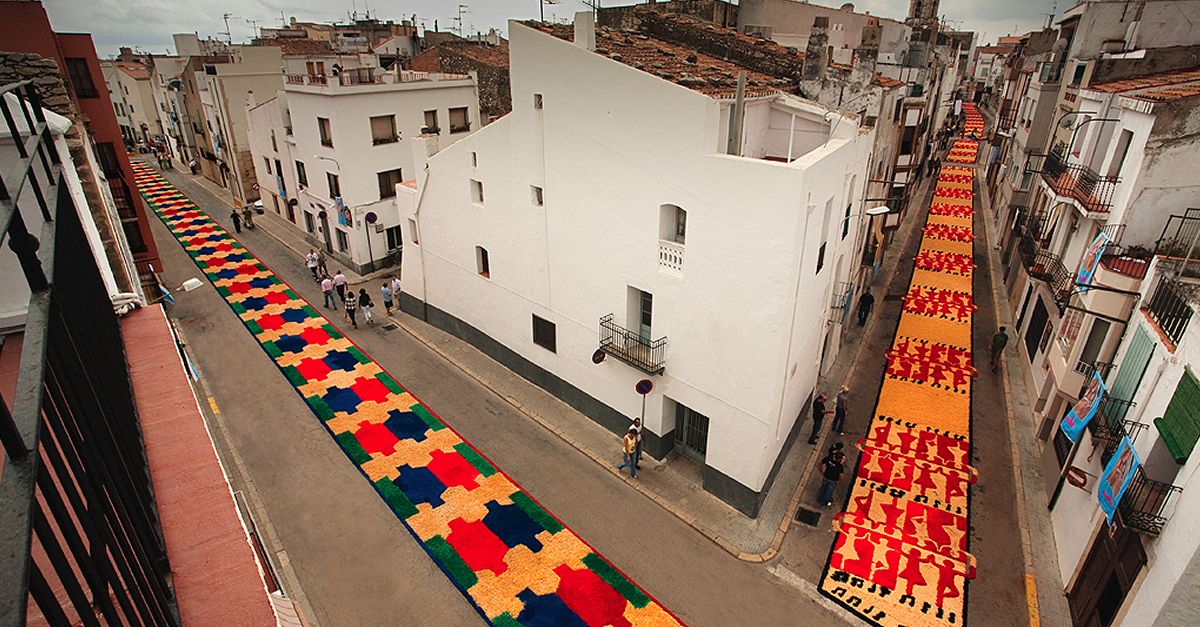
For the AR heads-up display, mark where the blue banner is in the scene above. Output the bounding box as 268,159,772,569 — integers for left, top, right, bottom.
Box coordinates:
1076,232,1110,293
336,197,351,227
1098,436,1141,525
1061,371,1105,442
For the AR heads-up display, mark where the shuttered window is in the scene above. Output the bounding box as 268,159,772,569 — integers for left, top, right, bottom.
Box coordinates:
1154,368,1200,463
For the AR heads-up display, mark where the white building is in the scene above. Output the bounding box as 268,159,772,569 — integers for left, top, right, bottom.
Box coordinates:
1048,256,1200,626
396,18,875,516
101,61,157,145
247,60,480,274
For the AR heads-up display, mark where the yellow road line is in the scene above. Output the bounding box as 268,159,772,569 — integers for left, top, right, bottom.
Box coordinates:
1025,573,1041,627
208,396,221,415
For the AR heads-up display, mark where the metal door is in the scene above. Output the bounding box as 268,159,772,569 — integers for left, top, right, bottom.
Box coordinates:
319,214,333,253
674,403,709,462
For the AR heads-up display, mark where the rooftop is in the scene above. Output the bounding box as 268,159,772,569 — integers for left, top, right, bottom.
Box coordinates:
531,22,792,98
443,41,510,67
253,37,335,57
1088,67,1200,102
107,60,151,80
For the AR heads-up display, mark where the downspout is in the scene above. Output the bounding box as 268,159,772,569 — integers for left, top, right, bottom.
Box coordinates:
726,71,747,156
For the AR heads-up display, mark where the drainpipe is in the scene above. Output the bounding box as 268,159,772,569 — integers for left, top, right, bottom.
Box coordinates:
726,71,747,157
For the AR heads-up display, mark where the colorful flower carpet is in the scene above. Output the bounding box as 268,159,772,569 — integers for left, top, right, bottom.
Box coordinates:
817,145,981,625
131,162,683,627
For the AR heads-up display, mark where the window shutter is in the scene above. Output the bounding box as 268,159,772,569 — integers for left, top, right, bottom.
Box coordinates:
371,115,394,142
1154,368,1200,463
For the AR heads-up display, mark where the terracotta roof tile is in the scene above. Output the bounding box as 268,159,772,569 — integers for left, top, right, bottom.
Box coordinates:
113,61,150,80
533,23,789,98
873,75,905,89
254,38,334,56
443,41,509,67
1088,67,1200,102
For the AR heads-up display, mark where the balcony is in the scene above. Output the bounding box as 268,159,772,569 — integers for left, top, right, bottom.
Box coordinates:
1036,61,1064,85
598,314,666,375
658,239,684,274
1118,467,1181,536
1098,244,1150,280
1143,275,1195,349
1038,151,1120,216
1018,233,1075,311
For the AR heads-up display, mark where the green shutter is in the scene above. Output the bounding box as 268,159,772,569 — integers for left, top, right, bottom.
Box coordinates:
1154,368,1200,463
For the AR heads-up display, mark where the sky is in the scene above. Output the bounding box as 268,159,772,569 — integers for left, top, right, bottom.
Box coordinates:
41,0,1059,58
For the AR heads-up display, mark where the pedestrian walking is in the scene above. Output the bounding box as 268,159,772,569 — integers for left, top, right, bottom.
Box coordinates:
390,276,402,304
321,275,336,309
381,282,394,315
242,206,254,230
631,417,644,470
343,290,358,329
305,249,319,281
857,289,875,326
990,326,1009,372
316,249,328,276
358,288,374,324
616,427,639,478
189,158,198,175
833,385,849,435
808,393,833,445
817,450,846,507
333,270,347,303
230,210,242,234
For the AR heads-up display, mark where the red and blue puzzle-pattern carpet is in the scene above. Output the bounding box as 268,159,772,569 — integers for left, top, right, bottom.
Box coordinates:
131,162,683,627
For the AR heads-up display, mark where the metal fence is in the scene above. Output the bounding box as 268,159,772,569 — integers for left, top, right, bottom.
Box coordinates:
599,314,666,375
0,81,178,626
1143,275,1194,347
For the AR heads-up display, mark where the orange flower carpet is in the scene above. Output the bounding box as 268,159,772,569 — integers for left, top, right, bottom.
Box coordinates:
131,162,683,627
817,150,981,625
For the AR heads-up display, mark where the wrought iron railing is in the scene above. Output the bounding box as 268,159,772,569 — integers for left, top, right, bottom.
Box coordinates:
1039,150,1120,214
1143,275,1194,347
1019,233,1075,311
1119,466,1181,536
1154,211,1200,260
0,81,178,625
830,281,853,311
598,314,666,375
1098,243,1150,280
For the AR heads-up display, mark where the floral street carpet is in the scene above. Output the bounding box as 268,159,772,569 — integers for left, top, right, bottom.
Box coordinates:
132,162,682,627
817,105,985,626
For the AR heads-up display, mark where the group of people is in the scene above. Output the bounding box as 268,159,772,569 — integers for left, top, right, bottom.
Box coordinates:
229,207,255,233
307,249,401,331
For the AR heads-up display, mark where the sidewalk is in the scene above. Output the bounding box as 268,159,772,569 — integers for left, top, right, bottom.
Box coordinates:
180,170,397,287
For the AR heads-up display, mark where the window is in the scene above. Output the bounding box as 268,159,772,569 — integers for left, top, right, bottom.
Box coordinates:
306,61,325,76
318,117,333,147
65,58,98,98
470,179,484,204
335,229,349,252
1156,370,1200,463
95,142,121,178
304,211,315,233
1019,171,1033,192
659,204,686,244
627,288,653,341
327,172,340,199
423,110,439,133
370,114,398,144
295,160,308,187
532,315,556,352
408,218,420,244
386,225,403,250
1108,129,1134,178
263,157,272,174
900,125,917,155
841,203,852,240
476,246,490,278
378,168,403,199
533,93,543,110
471,152,477,167
816,242,827,273
531,185,544,206
448,107,470,133
270,130,277,152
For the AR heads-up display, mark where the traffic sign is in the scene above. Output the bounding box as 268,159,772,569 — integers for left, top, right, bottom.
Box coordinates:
365,211,378,224
635,379,653,395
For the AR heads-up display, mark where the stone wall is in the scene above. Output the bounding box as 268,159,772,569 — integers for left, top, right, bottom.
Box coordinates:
597,0,738,30
0,52,76,119
632,12,806,83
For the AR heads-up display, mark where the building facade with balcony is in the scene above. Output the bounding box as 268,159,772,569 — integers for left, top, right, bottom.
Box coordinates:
247,61,480,274
397,19,874,516
1047,256,1199,626
100,60,157,145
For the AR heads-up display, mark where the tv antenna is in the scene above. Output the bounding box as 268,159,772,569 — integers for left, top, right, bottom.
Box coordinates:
452,4,469,35
221,13,238,44
245,18,261,39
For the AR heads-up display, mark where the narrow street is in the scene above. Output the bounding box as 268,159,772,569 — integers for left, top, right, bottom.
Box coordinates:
145,164,845,626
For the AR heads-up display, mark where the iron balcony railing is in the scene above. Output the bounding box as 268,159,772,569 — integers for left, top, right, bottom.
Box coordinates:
1154,211,1200,260
1037,150,1121,215
1143,275,1194,347
830,281,853,311
1118,466,1181,536
1098,243,1150,280
598,314,666,375
0,81,179,625
1018,233,1075,311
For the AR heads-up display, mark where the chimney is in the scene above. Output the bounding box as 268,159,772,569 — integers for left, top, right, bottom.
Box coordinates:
574,11,597,52
802,17,830,81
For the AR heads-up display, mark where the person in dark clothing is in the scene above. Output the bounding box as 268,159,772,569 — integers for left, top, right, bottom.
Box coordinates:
818,451,846,507
230,210,242,234
344,290,358,329
808,393,832,445
858,289,875,326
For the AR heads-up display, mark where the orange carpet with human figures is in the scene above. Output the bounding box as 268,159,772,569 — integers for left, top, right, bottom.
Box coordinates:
818,103,984,627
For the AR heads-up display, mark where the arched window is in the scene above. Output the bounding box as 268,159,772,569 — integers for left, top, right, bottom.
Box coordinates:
659,204,686,244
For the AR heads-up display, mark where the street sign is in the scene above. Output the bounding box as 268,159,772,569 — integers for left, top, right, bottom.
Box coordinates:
591,349,606,364
318,210,328,219
635,379,653,395
252,183,260,191
365,211,378,224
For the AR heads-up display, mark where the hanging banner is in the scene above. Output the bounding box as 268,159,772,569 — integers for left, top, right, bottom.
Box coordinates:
1076,232,1111,293
1098,436,1141,525
335,196,351,227
1061,371,1106,442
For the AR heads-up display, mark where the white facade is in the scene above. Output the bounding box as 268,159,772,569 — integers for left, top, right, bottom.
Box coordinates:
1050,258,1200,626
399,21,874,514
247,67,480,273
